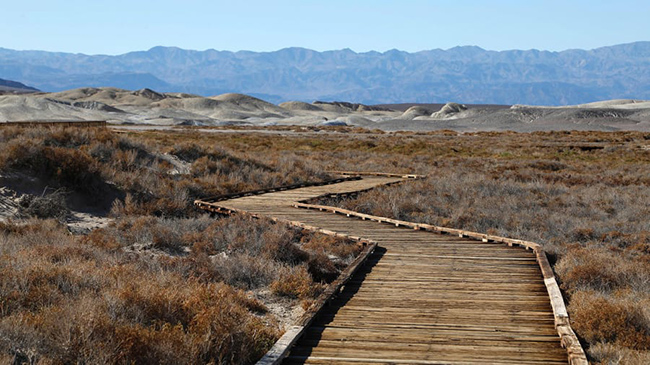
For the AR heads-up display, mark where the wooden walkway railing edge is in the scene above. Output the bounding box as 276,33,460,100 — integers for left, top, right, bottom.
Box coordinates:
292,202,541,251
328,170,426,179
291,202,588,365
257,241,378,365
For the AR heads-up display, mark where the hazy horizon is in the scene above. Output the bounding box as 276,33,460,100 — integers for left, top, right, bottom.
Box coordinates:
4,41,650,57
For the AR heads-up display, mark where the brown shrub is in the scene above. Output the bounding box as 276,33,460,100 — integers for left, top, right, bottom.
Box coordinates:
18,189,70,221
1,140,103,196
588,342,650,364
0,218,287,364
301,233,362,263
556,246,650,293
1,126,335,218
212,253,279,289
307,251,340,283
270,265,321,300
570,291,650,350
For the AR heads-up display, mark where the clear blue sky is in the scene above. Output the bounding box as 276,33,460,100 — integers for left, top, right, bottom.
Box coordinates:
3,0,649,55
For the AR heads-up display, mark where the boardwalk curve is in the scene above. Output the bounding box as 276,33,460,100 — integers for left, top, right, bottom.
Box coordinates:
194,174,587,364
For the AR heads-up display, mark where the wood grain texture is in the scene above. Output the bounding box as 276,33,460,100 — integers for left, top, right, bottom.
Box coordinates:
194,175,587,364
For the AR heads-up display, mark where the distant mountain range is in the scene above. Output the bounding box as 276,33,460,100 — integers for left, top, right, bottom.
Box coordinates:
1,42,650,105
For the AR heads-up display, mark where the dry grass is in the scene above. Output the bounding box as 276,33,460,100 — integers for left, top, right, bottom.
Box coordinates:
17,189,69,221
2,126,649,362
0,126,364,364
128,128,650,360
0,219,280,364
0,214,361,364
0,126,331,217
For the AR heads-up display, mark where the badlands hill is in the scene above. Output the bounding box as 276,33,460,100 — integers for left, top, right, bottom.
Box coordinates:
2,42,650,105
0,78,39,94
0,87,649,132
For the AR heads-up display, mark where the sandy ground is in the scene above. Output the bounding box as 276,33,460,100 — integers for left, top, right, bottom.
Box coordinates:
0,173,112,233
251,288,305,330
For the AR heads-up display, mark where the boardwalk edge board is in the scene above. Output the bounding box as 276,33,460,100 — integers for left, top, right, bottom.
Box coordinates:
329,170,426,179
291,202,542,251
193,173,588,365
257,241,378,365
292,202,588,365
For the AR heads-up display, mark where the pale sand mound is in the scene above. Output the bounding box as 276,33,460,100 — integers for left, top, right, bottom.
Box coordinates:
575,99,644,108
164,92,201,99
574,99,650,109
70,101,123,112
430,102,468,119
400,106,432,120
327,115,376,127
0,95,114,122
46,87,171,106
153,93,291,120
44,87,106,101
312,101,391,113
154,97,222,111
132,88,166,101
279,101,324,111
211,93,290,114
513,99,650,110
209,93,291,118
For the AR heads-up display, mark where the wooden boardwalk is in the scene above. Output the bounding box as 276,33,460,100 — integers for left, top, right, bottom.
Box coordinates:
195,176,586,364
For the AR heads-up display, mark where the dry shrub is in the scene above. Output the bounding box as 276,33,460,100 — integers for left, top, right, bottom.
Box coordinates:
301,233,362,263
527,159,568,171
1,126,334,218
2,141,104,195
87,216,213,252
556,246,650,293
0,219,282,364
306,251,340,283
569,291,650,351
0,242,108,317
212,253,279,289
169,142,206,162
270,265,321,300
0,353,13,364
0,214,357,362
18,189,69,221
589,342,650,365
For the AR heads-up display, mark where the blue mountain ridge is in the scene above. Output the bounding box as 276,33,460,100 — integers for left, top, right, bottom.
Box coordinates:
1,42,649,105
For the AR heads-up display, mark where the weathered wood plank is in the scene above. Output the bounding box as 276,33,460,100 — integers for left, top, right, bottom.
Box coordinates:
193,174,585,365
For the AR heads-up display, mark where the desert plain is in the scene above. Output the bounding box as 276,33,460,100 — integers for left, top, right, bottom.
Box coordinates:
0,87,648,364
